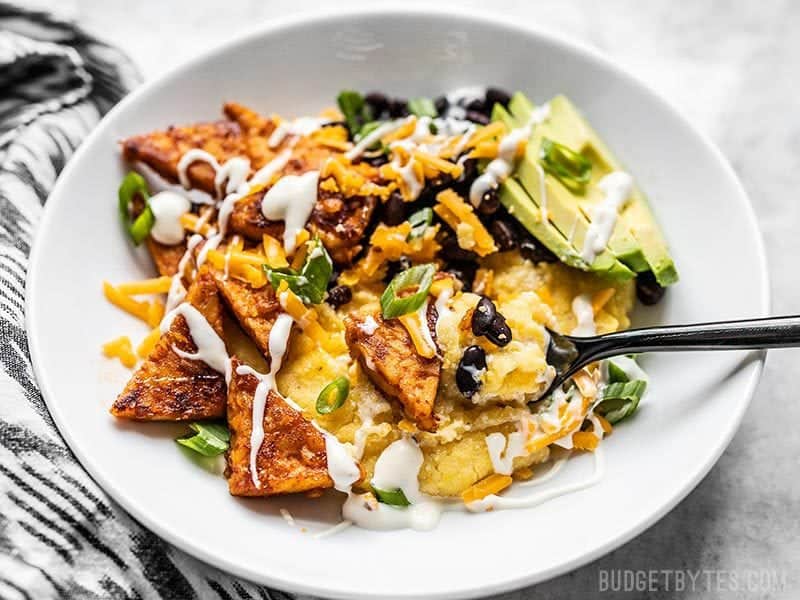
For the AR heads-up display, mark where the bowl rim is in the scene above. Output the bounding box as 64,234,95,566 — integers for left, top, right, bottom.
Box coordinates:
25,4,770,599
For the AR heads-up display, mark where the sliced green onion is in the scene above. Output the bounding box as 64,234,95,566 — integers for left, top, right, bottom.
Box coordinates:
596,380,647,424
316,376,350,415
539,137,592,194
407,207,433,240
356,120,384,141
337,90,372,137
176,422,230,456
265,237,333,304
118,171,154,245
371,485,411,507
380,263,435,319
408,97,438,118
606,360,630,384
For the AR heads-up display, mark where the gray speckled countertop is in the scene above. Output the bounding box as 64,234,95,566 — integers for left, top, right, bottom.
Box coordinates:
43,0,800,597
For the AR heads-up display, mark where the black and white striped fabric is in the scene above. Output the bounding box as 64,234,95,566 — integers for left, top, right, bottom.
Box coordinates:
0,5,301,599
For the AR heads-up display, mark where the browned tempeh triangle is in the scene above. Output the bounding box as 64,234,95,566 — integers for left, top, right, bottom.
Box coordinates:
110,266,227,420
345,312,441,431
210,267,283,359
225,358,333,496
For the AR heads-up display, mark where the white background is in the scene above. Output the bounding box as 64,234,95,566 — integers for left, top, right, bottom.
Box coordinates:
28,0,800,597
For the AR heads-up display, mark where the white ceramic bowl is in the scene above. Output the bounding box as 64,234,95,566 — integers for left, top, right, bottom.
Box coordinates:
26,6,768,599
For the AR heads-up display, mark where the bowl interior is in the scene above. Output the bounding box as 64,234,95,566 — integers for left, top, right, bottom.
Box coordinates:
27,8,767,600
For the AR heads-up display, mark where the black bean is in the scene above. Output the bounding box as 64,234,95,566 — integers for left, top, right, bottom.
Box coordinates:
477,187,500,215
382,192,406,226
439,235,479,262
636,271,666,305
490,220,517,251
327,285,352,308
365,92,389,117
388,98,409,118
465,110,490,125
453,158,478,196
456,345,487,398
485,87,512,109
444,262,477,292
465,98,486,113
485,315,513,347
434,95,449,115
519,239,559,264
471,296,497,336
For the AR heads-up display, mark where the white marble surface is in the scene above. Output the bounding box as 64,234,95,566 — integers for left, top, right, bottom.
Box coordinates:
40,0,800,597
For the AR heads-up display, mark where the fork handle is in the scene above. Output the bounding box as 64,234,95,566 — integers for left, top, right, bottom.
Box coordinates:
573,315,800,365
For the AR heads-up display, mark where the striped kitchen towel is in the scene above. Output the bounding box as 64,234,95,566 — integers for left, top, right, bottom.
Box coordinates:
0,4,301,599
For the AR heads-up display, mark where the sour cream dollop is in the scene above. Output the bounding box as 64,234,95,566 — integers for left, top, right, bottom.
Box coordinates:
148,190,191,245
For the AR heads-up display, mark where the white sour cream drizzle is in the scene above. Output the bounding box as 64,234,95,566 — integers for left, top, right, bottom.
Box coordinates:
343,437,444,531
160,303,231,383
468,103,551,207
148,191,191,245
249,149,292,187
260,171,320,254
268,117,328,148
415,299,437,354
133,161,215,205
433,286,454,338
236,313,360,491
485,430,527,475
580,171,634,263
345,117,414,160
466,446,604,513
571,294,597,336
165,233,203,312
358,315,379,336
176,150,252,199
236,313,293,488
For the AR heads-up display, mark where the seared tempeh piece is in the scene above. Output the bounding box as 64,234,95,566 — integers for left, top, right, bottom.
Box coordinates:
227,184,377,266
122,120,249,194
146,237,186,277
309,188,377,266
345,313,441,431
210,267,282,358
226,358,333,496
110,266,226,420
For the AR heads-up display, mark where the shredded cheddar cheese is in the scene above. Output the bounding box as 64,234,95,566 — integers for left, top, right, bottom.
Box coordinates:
398,310,437,359
102,336,137,368
434,190,497,257
103,282,163,327
137,327,161,358
461,473,513,504
115,276,172,296
262,234,288,268
592,288,616,313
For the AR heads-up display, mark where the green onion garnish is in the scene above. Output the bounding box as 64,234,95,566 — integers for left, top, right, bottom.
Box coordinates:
606,360,630,384
371,485,411,507
265,237,333,304
380,263,435,319
316,376,350,415
596,380,646,424
407,207,433,240
337,90,372,137
408,97,438,118
118,171,155,245
539,137,592,194
176,422,230,456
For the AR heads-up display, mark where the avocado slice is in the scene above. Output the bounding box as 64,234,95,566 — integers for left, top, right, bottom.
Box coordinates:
493,101,634,280
507,93,649,273
512,93,678,285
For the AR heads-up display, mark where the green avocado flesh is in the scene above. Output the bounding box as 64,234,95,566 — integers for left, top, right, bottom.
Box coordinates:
491,92,678,286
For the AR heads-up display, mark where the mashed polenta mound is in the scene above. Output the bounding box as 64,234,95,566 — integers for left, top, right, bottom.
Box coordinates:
108,86,672,529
